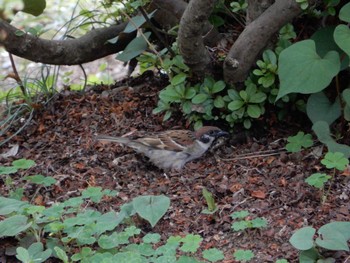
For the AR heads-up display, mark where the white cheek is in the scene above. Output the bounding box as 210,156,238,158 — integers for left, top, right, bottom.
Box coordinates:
197,138,214,150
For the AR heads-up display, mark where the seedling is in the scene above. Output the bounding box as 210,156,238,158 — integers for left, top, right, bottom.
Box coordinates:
230,210,268,231
286,131,313,152
233,249,254,262
305,152,349,203
201,187,218,214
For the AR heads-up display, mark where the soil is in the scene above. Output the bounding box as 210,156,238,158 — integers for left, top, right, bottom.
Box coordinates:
1,73,350,262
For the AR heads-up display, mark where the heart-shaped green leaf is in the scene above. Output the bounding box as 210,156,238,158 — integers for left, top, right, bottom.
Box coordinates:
289,226,315,250
306,92,341,125
132,195,170,227
334,25,350,58
277,40,340,100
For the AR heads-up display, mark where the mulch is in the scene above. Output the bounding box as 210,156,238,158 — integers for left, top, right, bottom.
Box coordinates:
1,73,349,262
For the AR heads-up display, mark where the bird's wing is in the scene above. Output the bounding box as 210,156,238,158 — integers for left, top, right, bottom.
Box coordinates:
137,130,195,152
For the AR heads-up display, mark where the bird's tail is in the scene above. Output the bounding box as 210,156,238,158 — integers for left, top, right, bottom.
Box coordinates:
96,135,131,145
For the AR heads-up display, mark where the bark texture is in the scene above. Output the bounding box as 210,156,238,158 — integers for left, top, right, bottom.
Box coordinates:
223,0,305,84
0,20,135,65
178,0,217,75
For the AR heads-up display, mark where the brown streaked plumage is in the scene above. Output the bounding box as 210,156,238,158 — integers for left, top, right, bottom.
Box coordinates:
96,126,229,170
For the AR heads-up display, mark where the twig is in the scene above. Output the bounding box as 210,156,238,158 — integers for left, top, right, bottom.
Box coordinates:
217,147,287,161
9,53,27,97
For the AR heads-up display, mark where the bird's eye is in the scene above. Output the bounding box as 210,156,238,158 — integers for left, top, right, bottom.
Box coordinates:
208,130,216,136
200,134,210,143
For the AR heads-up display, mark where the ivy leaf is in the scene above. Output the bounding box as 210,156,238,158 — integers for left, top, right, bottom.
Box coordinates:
132,195,170,227
289,226,315,250
306,92,341,125
277,40,340,100
334,25,350,58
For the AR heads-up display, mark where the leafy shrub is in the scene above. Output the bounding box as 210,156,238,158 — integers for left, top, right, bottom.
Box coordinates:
289,221,350,262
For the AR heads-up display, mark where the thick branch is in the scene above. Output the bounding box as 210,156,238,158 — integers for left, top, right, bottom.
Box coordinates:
178,0,216,75
0,19,135,65
223,0,304,84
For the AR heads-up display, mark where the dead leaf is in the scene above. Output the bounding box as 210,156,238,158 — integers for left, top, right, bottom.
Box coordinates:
251,190,266,199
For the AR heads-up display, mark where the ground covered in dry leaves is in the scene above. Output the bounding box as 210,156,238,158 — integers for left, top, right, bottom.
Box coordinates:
1,73,350,262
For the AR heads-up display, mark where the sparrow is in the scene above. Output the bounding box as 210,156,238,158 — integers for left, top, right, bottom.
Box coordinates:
96,126,229,170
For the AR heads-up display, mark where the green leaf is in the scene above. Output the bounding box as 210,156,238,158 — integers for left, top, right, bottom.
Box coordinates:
180,234,202,253
171,73,187,86
0,166,18,175
231,221,250,231
316,229,349,251
116,32,151,62
247,104,261,118
12,159,36,169
202,188,217,213
228,100,244,111
82,186,104,203
311,26,349,70
321,152,349,171
132,195,170,227
243,119,252,129
22,0,46,16
159,86,182,103
227,89,240,100
299,248,319,263
233,249,254,261
182,101,192,114
277,40,340,100
305,173,331,189
289,226,316,250
214,96,225,108
24,175,56,187
143,233,161,244
334,25,350,58
230,210,249,219
163,110,172,121
286,132,313,152
192,94,209,104
202,248,224,262
249,92,267,103
185,87,196,99
306,92,341,125
318,222,350,240
0,215,32,238
212,81,226,93
98,231,131,249
54,247,69,263
251,217,268,228
339,2,350,22
312,121,350,158
124,10,157,33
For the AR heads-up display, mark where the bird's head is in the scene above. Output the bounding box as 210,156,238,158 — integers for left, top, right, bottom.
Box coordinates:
195,126,229,145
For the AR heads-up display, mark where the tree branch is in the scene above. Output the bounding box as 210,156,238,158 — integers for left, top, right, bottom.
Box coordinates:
178,0,217,75
0,19,135,65
223,0,305,84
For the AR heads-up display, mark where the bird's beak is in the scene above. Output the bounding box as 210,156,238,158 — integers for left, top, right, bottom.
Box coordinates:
216,130,229,138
